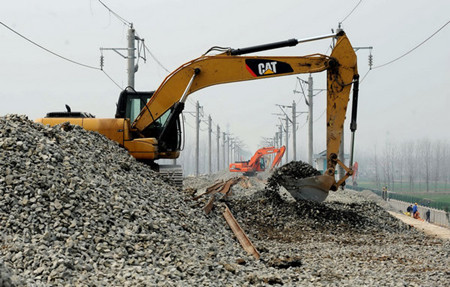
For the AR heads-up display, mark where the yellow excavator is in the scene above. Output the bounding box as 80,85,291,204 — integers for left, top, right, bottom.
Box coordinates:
36,30,359,201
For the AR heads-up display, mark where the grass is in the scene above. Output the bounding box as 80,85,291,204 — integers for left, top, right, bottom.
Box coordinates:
351,180,450,211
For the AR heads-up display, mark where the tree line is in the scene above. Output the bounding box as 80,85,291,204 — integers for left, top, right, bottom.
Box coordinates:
356,139,450,193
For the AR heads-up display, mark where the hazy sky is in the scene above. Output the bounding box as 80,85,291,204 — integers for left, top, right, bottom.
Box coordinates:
1,0,449,162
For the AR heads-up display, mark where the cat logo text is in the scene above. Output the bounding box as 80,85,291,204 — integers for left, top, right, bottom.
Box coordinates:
245,59,294,77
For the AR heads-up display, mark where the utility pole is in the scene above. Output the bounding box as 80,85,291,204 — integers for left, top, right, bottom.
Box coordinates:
195,101,200,176
292,100,297,161
208,115,212,174
228,137,232,166
194,101,204,176
285,115,289,164
100,24,144,89
295,75,321,165
127,26,136,88
222,132,226,170
275,103,306,163
307,75,314,165
217,125,220,171
278,125,283,147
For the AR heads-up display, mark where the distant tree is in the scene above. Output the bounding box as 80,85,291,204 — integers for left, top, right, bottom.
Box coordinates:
396,143,407,192
381,141,395,190
372,145,381,189
443,141,449,190
405,141,415,192
433,141,441,192
418,139,432,192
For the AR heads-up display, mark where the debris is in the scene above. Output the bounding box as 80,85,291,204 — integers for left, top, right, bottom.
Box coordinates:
223,205,260,260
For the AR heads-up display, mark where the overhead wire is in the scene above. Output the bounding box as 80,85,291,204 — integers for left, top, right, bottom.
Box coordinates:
340,0,364,24
0,21,100,71
97,0,131,26
102,70,123,90
372,20,450,70
143,45,171,73
360,20,449,84
97,1,172,82
0,21,124,90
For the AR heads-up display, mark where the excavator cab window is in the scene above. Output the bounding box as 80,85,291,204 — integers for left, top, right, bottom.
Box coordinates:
115,89,154,122
128,98,145,123
260,158,265,170
145,107,182,152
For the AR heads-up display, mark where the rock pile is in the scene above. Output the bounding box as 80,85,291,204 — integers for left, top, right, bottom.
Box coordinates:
266,161,321,192
1,114,449,286
0,115,253,286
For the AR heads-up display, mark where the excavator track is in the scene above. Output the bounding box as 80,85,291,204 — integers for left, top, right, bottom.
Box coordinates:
267,161,334,202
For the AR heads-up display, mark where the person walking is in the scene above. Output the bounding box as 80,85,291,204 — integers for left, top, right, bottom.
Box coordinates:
426,209,431,223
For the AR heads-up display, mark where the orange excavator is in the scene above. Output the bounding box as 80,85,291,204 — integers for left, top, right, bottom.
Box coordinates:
36,30,359,201
229,146,285,176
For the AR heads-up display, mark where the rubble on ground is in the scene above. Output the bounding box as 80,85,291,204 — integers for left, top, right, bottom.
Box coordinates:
1,114,449,286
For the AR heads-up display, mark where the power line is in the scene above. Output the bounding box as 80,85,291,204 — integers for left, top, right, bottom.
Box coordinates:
360,69,371,84
0,21,100,70
340,0,363,24
102,70,123,90
143,44,171,73
373,20,449,70
97,0,131,26
0,20,124,89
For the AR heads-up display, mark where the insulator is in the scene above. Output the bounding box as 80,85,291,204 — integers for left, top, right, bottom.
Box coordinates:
368,54,373,69
100,55,104,69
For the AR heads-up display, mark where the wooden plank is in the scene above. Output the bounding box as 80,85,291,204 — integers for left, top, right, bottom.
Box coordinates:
223,205,260,260
193,180,224,200
203,196,215,215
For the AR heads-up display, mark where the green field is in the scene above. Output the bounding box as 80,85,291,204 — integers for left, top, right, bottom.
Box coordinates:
349,181,450,211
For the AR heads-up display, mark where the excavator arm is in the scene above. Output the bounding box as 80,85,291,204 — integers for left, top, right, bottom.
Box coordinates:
38,31,358,198
271,146,286,170
229,146,286,175
132,54,331,133
133,32,358,199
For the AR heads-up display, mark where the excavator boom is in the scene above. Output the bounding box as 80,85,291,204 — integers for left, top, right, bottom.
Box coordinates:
229,146,286,175
37,31,358,198
132,55,330,133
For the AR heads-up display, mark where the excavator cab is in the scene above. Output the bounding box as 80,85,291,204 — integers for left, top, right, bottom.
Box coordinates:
115,89,154,122
116,89,182,153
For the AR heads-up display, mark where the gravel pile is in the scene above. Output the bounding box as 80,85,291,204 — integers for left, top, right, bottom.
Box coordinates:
0,115,259,286
1,115,449,286
187,165,449,286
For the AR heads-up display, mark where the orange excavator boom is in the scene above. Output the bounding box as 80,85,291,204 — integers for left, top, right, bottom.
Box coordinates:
229,146,285,175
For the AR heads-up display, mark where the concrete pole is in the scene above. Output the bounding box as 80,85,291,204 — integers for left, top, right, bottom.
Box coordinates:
292,100,297,161
208,115,212,174
279,125,283,147
127,26,136,88
228,139,232,166
195,101,200,176
308,75,314,165
217,125,220,172
285,115,289,164
222,132,226,170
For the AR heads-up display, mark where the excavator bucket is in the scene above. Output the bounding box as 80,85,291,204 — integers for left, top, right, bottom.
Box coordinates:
278,174,335,202
267,161,336,202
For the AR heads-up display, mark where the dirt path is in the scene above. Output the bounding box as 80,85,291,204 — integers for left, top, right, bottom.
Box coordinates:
388,211,450,240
